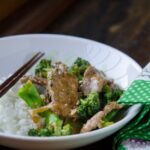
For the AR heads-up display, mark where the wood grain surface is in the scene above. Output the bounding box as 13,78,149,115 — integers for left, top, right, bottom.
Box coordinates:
0,0,27,21
0,0,149,149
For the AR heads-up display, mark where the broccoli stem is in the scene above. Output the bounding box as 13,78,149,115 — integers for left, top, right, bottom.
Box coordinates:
18,80,44,108
103,109,120,122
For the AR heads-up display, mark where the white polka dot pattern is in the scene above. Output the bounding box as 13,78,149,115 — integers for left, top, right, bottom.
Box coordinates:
118,80,150,105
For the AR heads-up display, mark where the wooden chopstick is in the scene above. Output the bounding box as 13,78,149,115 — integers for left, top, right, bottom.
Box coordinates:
0,52,45,97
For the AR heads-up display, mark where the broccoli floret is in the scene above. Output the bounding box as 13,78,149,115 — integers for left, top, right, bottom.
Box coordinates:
28,128,38,136
103,109,119,121
18,80,44,108
61,124,73,136
35,59,51,78
77,92,101,119
28,128,52,137
101,121,114,127
101,84,123,107
100,109,120,127
112,86,123,100
29,111,73,137
44,111,63,136
38,128,52,136
69,57,90,80
28,111,63,136
64,118,84,134
102,84,112,102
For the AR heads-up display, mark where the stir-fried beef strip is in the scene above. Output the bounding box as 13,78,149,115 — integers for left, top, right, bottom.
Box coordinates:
21,75,47,86
80,66,106,96
80,101,123,133
47,62,79,118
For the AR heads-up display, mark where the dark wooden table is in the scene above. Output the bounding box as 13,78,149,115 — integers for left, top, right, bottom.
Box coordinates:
0,0,149,149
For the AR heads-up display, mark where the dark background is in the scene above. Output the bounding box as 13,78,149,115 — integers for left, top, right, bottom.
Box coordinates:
0,0,149,149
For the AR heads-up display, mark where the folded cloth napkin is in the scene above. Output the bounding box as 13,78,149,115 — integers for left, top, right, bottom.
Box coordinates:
118,63,150,105
113,105,150,150
113,63,150,150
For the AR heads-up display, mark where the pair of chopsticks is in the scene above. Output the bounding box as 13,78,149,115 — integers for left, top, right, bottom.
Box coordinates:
0,52,45,97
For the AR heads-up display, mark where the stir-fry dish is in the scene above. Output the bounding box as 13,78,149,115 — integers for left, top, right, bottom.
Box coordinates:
18,58,124,136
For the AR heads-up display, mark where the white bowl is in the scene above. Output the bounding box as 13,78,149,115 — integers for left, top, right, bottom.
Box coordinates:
0,34,142,150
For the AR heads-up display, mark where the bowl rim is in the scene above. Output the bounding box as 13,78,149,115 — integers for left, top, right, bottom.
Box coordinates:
0,33,142,72
0,104,141,141
0,34,142,141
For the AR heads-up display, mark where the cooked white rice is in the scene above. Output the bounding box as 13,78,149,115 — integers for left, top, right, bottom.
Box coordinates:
0,80,36,135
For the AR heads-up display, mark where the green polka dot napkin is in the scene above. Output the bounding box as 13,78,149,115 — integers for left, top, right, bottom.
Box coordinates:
118,63,150,105
113,105,150,150
113,63,150,150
